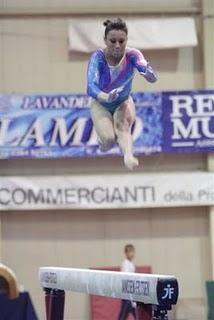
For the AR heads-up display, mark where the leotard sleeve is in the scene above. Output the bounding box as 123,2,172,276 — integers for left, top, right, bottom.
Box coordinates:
87,51,103,99
129,48,157,83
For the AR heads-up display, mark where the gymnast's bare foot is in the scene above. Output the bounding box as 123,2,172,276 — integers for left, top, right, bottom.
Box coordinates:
124,154,139,170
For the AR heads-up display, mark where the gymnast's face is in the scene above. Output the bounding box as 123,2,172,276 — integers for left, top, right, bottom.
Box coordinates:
104,29,127,60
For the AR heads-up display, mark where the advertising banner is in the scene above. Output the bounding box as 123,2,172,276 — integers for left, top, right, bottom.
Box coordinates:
0,92,162,158
162,90,214,153
0,172,214,210
0,90,213,158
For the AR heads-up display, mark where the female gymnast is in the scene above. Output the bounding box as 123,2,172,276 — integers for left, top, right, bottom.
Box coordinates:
87,18,157,170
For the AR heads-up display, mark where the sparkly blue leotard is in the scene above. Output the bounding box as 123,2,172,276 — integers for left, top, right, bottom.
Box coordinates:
87,47,157,113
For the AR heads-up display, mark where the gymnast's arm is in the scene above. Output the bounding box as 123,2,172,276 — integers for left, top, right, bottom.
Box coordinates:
87,52,109,102
130,48,157,83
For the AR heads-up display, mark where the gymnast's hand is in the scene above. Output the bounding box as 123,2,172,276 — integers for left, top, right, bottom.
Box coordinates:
98,87,123,103
107,89,120,102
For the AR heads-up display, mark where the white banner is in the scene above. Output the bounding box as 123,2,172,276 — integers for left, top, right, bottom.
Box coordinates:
68,17,197,53
0,172,214,210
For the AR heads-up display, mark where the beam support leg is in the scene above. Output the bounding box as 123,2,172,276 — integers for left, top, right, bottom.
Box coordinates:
45,288,65,320
136,303,152,320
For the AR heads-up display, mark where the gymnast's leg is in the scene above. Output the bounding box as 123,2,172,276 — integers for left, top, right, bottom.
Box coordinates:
90,99,116,151
113,96,139,170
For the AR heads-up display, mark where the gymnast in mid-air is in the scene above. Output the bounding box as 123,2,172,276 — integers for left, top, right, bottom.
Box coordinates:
87,18,157,170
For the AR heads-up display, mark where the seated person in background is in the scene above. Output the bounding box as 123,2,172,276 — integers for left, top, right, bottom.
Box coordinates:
118,244,136,320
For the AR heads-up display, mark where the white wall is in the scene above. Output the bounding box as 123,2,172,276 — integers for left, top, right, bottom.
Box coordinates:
0,0,200,13
0,1,211,319
0,17,203,93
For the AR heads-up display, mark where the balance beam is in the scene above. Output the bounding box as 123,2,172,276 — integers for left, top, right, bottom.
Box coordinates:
39,267,179,320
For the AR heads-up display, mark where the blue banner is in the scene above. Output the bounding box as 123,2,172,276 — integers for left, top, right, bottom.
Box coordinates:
0,90,213,159
162,90,214,153
0,92,162,158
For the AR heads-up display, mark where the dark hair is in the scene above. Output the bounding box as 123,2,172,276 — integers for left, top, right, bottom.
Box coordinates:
124,244,135,253
103,18,128,38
